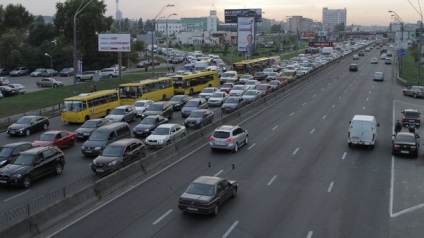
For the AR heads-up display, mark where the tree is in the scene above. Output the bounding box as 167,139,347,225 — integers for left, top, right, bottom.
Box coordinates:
28,16,56,47
3,4,34,32
334,23,345,32
270,24,281,33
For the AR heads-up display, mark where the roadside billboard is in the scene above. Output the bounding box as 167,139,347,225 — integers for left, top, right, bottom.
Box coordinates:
308,42,333,47
98,34,131,52
300,32,316,39
225,8,262,23
237,17,255,56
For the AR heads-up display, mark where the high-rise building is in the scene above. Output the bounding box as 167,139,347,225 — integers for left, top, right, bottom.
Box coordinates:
322,7,347,31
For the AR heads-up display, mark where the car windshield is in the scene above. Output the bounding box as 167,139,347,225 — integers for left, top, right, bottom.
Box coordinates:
38,133,55,141
0,147,13,157
16,117,32,124
225,97,239,103
110,108,125,115
147,104,163,111
170,96,184,102
12,154,35,165
186,182,215,196
232,86,244,90
210,92,224,98
244,90,257,95
189,111,204,118
81,120,98,128
395,134,416,143
101,146,124,157
256,85,268,90
221,84,232,88
221,73,234,77
185,101,199,107
152,127,170,135
246,81,257,85
134,101,146,107
282,71,293,76
141,117,157,124
88,131,108,141
404,112,419,117
202,88,215,93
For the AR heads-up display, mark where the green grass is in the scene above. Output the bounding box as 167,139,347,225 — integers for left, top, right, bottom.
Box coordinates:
399,49,424,85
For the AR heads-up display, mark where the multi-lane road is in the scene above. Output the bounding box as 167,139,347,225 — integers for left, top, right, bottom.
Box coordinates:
3,49,424,238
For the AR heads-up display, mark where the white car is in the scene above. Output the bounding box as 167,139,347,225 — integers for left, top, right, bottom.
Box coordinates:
105,105,137,122
239,74,253,84
229,85,249,96
100,68,118,78
199,87,219,100
207,91,229,107
245,80,260,89
8,83,26,94
133,100,154,117
242,89,262,103
145,123,187,148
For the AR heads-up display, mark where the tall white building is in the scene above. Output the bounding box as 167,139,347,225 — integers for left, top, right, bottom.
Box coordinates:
207,9,218,32
322,7,347,31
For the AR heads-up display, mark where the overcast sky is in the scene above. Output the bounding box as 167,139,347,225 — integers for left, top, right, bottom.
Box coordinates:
0,0,422,26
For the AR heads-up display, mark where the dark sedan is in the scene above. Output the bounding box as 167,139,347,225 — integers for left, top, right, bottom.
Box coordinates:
169,95,192,111
7,116,50,136
178,176,238,216
133,115,168,137
0,142,33,168
75,118,112,140
392,132,419,157
184,109,214,129
221,96,248,113
253,72,267,81
0,86,19,96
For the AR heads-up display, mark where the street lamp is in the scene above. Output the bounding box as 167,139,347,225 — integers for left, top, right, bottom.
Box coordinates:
166,13,177,72
405,1,424,84
151,4,174,78
388,11,404,41
73,0,93,95
44,53,52,69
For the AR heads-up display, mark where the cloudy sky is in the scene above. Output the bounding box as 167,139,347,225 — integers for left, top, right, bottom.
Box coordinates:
0,0,422,26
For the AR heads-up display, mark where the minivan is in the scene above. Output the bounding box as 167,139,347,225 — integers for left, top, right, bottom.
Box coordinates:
280,70,297,83
348,115,379,149
141,101,173,119
81,122,131,157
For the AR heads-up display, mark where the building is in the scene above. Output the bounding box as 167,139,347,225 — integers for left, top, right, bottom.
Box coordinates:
322,7,347,32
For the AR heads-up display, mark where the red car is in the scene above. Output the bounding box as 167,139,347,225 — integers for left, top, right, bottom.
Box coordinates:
219,83,234,93
32,130,76,149
255,84,273,96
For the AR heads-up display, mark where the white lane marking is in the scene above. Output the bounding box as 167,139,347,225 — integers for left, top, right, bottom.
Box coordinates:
363,106,366,110
247,143,256,150
306,231,313,238
366,98,369,101
327,181,334,193
4,190,30,202
321,88,324,91
222,220,239,238
267,175,277,186
310,128,315,134
289,112,294,116
152,209,173,225
302,102,306,106
293,148,299,155
272,125,278,130
214,170,224,177
369,91,372,94
322,115,327,119
313,94,316,98
332,104,335,108
342,152,347,160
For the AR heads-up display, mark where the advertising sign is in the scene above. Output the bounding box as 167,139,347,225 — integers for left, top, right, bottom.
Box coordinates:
308,42,333,47
300,32,316,39
225,8,262,23
237,17,255,56
98,34,131,52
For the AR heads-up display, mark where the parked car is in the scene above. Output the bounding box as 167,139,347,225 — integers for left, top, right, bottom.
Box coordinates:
199,87,219,100
145,124,186,149
100,68,118,78
133,99,154,117
142,101,174,119
105,105,137,122
401,109,421,127
242,89,262,103
32,130,76,149
36,78,65,88
403,86,424,98
0,77,10,86
7,116,50,136
169,95,192,111
76,70,98,81
40,69,58,77
221,96,248,113
178,176,238,216
136,61,150,68
0,142,33,168
59,67,74,77
0,68,10,76
133,115,169,137
373,72,384,81
184,109,214,129
30,68,46,77
209,125,248,152
0,146,65,188
9,67,29,77
0,86,19,96
392,132,420,158
8,84,26,94
181,98,208,118
111,64,126,71
207,91,229,107
91,138,146,174
74,118,113,140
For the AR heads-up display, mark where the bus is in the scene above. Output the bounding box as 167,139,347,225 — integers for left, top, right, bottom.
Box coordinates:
61,90,120,123
118,77,174,105
172,71,219,95
232,56,281,77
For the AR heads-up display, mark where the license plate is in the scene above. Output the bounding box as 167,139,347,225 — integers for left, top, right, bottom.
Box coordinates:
187,207,198,211
409,120,415,122
351,137,359,140
215,141,225,145
401,151,409,154
0,180,7,184
9,131,15,134
85,150,92,153
96,169,104,172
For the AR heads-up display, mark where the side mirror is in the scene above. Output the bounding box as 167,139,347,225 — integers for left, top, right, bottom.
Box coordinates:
377,123,380,127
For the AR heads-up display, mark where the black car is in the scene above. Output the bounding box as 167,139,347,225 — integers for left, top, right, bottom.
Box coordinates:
401,109,421,127
74,118,112,140
349,63,358,71
0,146,65,188
7,116,50,136
59,67,74,77
0,142,33,167
91,138,146,175
0,86,19,96
253,72,267,81
0,68,10,76
142,101,174,119
178,176,238,216
169,95,193,111
221,96,248,113
184,109,214,129
392,132,420,157
133,115,168,137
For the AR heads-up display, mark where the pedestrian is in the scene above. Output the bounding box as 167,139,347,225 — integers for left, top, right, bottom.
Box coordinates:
145,65,148,72
172,66,175,72
395,120,402,134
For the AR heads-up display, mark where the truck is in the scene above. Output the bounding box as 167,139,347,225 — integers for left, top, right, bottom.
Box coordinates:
193,60,209,71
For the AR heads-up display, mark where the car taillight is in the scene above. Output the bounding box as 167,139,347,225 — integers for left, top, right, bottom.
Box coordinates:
226,138,234,142
209,137,215,141
394,144,400,148
411,146,417,149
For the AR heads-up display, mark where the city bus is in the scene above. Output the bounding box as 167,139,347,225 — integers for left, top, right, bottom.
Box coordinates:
172,71,219,95
61,89,120,123
118,77,174,105
232,56,280,77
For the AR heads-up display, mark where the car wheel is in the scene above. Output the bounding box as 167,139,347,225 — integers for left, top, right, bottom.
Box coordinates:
413,93,417,98
244,136,248,145
348,142,351,147
77,78,81,82
25,129,31,136
21,175,31,188
234,143,239,152
181,133,186,138
403,91,406,96
69,139,75,147
54,163,64,175
43,123,48,130
109,74,113,78
213,204,219,216
53,84,58,88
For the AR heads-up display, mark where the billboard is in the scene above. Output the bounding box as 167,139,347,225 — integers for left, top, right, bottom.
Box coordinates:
225,8,262,23
300,32,316,39
98,34,131,52
308,42,333,47
237,17,255,58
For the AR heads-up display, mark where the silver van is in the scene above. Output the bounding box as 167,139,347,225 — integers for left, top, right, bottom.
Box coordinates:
81,122,131,157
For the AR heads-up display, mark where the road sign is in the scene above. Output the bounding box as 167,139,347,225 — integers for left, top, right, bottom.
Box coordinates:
397,49,406,56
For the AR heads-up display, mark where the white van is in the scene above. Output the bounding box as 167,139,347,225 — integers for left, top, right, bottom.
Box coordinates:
348,115,379,149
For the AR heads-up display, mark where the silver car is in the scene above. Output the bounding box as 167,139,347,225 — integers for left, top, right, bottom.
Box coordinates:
105,105,137,122
209,125,248,152
36,78,64,88
403,86,424,98
145,123,186,148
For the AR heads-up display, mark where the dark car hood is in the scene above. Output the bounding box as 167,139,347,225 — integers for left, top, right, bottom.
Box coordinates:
180,192,212,202
75,127,95,134
94,155,120,164
9,123,30,129
134,124,155,130
222,102,237,107
143,110,161,116
185,117,201,122
0,164,30,175
82,140,108,148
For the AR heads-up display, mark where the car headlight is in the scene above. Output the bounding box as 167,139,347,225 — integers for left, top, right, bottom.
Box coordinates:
94,147,102,150
11,174,22,179
107,161,117,166
81,146,85,149
158,140,164,144
83,132,90,136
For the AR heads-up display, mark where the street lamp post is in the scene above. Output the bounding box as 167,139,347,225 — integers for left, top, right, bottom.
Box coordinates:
44,53,52,69
166,13,177,72
73,0,93,95
151,4,174,78
388,11,405,41
405,1,424,84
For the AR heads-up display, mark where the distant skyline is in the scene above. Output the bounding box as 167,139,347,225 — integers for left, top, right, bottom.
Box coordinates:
0,0,423,26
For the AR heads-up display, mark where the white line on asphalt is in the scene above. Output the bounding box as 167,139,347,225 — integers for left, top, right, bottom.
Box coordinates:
366,98,369,101
223,221,239,238
313,94,316,97
293,148,299,155
342,152,347,160
302,102,306,106
272,125,278,130
327,181,334,193
306,231,313,238
267,175,277,186
363,106,366,110
214,170,224,177
289,112,294,116
321,88,324,91
332,104,335,108
247,143,256,150
310,128,315,134
152,209,173,225
4,190,30,202
369,91,372,94
322,114,326,119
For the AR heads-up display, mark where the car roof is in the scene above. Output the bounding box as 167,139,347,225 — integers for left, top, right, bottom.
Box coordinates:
157,123,179,128
108,138,142,146
2,142,32,148
215,125,238,131
193,176,222,185
21,146,54,154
